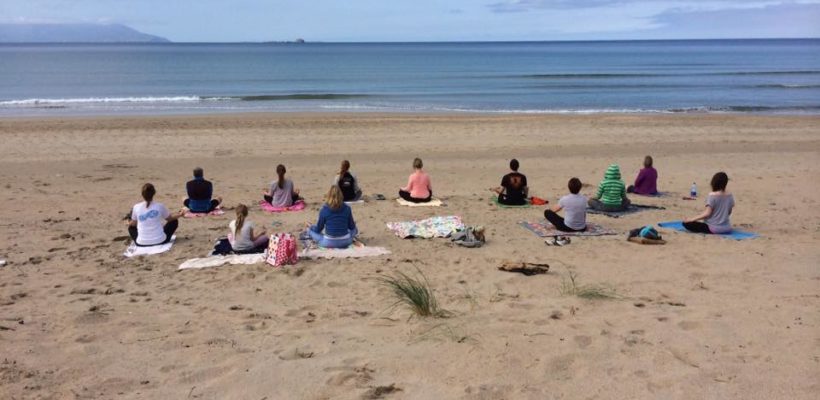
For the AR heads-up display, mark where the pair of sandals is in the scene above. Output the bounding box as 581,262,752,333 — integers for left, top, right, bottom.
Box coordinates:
545,236,571,246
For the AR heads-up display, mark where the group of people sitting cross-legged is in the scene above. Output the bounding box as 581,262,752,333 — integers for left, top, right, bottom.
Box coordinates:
125,154,736,251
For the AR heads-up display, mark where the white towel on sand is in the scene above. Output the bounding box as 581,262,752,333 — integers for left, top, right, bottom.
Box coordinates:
178,253,265,270
396,198,443,207
124,236,175,258
300,246,391,259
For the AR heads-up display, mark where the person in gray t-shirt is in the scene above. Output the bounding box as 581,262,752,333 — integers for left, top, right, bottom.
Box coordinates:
545,177,587,232
683,172,734,234
263,164,301,207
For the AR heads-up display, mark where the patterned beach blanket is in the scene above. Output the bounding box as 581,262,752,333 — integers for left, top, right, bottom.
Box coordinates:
300,243,391,259
386,216,464,238
259,200,306,213
518,220,617,237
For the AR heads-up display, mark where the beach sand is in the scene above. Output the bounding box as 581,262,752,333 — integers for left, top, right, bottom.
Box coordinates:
1,113,818,399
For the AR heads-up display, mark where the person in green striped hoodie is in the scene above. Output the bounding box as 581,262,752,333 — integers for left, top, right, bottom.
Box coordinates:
588,164,631,212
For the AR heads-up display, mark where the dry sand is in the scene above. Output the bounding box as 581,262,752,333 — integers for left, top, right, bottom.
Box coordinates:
0,113,818,399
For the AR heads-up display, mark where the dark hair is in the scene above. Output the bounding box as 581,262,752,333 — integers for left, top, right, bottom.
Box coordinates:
276,164,286,189
643,156,653,168
413,158,423,169
510,159,520,171
568,177,582,194
340,160,350,176
193,167,204,178
711,172,729,192
141,183,156,207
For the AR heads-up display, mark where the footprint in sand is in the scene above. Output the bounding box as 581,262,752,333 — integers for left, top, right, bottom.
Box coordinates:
574,335,592,349
324,366,374,387
677,321,701,331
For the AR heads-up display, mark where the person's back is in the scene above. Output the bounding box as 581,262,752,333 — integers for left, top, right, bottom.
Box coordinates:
631,157,658,195
229,219,256,251
705,192,734,233
132,201,170,245
406,170,431,199
269,178,294,207
560,193,587,230
337,172,358,201
186,178,213,211
597,165,626,206
501,171,528,205
317,203,355,237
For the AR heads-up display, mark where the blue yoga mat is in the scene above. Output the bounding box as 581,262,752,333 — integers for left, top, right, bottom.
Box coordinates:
657,221,759,240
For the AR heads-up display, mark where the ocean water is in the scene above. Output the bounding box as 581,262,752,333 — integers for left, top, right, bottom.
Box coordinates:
1,39,819,116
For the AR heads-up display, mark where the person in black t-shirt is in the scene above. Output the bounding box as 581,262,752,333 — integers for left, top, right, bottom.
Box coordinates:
334,160,363,202
493,159,529,206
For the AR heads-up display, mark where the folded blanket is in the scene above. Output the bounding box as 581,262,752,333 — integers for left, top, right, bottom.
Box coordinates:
658,221,760,240
300,244,391,259
491,196,531,209
586,204,665,218
259,200,306,213
184,208,225,218
124,236,175,258
396,198,443,207
386,216,464,238
179,253,265,270
345,199,365,205
519,221,617,237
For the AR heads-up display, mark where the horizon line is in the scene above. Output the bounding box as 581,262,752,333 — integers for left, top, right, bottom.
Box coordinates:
2,37,819,45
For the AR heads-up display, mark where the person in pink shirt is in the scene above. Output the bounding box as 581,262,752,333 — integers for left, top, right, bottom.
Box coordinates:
399,157,432,203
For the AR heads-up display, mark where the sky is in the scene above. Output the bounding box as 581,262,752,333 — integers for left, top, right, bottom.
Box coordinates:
1,0,819,42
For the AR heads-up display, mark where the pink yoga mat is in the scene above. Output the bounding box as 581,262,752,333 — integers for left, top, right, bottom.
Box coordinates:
259,200,306,213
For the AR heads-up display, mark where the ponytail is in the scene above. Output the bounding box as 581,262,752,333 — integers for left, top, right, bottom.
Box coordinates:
339,160,350,178
234,204,248,236
276,164,286,189
141,183,156,208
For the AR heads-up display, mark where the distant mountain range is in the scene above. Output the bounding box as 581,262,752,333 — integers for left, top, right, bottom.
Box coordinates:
0,23,170,43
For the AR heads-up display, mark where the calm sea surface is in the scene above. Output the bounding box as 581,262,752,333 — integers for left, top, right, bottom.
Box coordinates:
1,40,819,116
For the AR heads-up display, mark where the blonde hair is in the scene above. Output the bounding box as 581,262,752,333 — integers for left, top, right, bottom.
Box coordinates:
234,204,248,236
325,185,344,210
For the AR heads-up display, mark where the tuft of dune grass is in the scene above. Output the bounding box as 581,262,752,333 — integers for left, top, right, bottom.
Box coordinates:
377,269,450,318
560,271,619,300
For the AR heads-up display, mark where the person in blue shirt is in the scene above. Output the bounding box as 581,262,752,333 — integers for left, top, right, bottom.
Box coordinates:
307,185,358,248
183,167,222,213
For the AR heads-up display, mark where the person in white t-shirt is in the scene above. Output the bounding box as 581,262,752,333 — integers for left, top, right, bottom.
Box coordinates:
126,183,184,246
544,177,588,232
229,204,268,253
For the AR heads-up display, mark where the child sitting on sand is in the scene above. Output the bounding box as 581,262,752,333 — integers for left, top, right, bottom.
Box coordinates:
399,157,432,203
683,172,734,234
627,156,658,195
334,160,363,202
229,204,268,253
493,158,528,206
127,183,184,246
263,164,301,207
589,164,631,212
545,178,587,232
305,186,358,248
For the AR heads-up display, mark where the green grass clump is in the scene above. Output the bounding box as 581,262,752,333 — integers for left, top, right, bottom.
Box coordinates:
560,271,618,300
378,269,449,318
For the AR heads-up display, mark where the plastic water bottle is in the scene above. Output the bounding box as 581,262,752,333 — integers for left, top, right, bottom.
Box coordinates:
690,182,698,198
